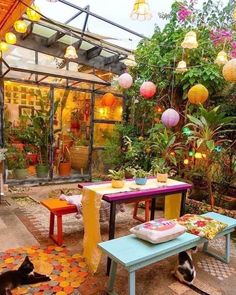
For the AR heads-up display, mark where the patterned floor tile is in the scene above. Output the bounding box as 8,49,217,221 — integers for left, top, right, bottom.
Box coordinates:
168,282,190,295
209,237,236,258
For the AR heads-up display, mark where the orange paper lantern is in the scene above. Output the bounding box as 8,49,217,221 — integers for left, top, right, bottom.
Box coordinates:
187,84,209,104
222,59,236,82
101,93,117,107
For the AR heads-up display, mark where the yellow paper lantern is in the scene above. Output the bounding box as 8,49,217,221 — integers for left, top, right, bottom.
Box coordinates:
183,159,189,165
214,50,228,66
64,45,78,59
5,32,16,45
14,20,28,33
130,0,152,21
181,31,198,49
26,5,41,22
0,42,9,52
194,152,202,159
222,59,236,82
176,60,187,73
188,84,209,104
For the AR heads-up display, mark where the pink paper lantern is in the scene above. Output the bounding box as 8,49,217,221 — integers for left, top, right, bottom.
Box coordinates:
118,73,133,89
161,108,180,127
140,81,156,99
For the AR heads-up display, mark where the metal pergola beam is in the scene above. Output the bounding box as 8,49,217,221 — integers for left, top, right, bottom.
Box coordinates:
86,46,102,60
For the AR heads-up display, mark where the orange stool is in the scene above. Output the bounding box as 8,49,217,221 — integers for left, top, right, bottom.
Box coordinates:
133,199,151,223
41,199,77,246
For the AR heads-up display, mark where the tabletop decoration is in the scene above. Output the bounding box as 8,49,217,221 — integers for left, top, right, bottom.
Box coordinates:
108,169,125,188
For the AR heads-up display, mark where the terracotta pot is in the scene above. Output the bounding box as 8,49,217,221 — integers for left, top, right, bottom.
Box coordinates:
111,179,125,188
157,173,168,183
58,162,71,177
70,146,89,170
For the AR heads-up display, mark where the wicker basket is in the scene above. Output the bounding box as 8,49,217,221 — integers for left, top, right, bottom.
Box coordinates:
70,146,89,170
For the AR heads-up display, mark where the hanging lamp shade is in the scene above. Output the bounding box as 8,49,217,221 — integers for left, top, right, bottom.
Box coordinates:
101,93,117,107
0,41,9,52
5,32,16,45
188,84,209,104
130,0,152,21
26,5,41,22
14,20,28,33
222,58,236,82
140,81,156,98
215,50,228,66
161,108,180,128
64,45,78,59
118,73,133,89
176,60,187,73
181,31,198,49
124,54,137,67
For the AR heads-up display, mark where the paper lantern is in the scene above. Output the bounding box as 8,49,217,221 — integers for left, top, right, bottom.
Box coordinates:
188,84,209,104
184,159,189,165
189,150,194,157
140,81,156,98
101,93,117,107
26,5,41,22
14,20,28,33
130,0,152,21
195,152,202,159
0,42,8,52
222,59,236,82
161,108,180,128
215,50,228,66
176,60,187,73
118,73,133,89
64,45,78,59
5,32,16,45
181,31,198,49
124,54,137,67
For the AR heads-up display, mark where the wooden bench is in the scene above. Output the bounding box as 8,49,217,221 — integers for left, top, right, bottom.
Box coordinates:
41,198,77,245
98,212,236,295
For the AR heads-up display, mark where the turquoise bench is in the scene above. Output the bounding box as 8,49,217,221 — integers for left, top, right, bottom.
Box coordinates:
98,212,236,295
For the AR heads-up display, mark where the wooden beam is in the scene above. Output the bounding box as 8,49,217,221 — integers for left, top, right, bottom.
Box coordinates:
86,46,102,60
47,31,65,47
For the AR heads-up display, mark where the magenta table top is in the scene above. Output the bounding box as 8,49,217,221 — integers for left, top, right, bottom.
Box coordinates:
78,179,192,203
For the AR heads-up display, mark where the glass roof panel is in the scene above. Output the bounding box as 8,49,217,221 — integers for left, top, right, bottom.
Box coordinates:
33,24,56,38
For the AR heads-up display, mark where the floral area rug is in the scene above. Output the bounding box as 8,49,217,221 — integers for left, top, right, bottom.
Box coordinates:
0,245,89,294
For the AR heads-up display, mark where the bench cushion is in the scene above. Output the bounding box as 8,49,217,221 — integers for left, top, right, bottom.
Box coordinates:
41,199,77,214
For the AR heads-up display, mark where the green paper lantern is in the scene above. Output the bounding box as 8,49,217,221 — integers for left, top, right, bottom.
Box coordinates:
188,150,194,157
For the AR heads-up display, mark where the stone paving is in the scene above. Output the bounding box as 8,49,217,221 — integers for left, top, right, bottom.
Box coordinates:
0,184,236,294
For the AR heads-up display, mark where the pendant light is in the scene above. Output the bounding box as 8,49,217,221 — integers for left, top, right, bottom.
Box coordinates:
176,60,187,73
181,31,198,49
5,32,17,45
124,54,137,67
130,0,152,21
64,45,78,59
14,20,28,33
26,4,41,22
0,42,9,52
214,50,228,65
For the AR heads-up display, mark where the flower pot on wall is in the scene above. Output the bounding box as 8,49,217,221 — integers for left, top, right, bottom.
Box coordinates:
157,173,168,183
36,164,49,178
135,177,147,185
111,179,125,188
14,168,28,180
58,162,71,177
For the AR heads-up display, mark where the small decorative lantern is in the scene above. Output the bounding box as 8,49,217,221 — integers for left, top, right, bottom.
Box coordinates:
140,81,156,98
14,20,28,33
222,59,236,82
184,159,189,165
161,108,180,128
5,32,16,45
26,5,41,22
101,93,117,107
130,0,152,21
181,31,198,49
0,42,9,52
188,84,209,104
118,73,133,89
124,54,137,67
215,50,228,66
195,152,202,159
64,45,78,59
176,60,187,73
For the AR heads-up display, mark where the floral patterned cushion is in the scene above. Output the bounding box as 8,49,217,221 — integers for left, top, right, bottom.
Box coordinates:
130,218,186,244
177,214,228,240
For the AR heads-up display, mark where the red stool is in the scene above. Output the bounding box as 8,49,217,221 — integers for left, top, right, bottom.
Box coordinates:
133,199,151,223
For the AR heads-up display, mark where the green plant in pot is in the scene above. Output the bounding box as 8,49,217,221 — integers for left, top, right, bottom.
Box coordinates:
152,158,170,183
14,150,28,180
133,168,149,185
108,169,125,188
57,146,71,177
69,138,89,175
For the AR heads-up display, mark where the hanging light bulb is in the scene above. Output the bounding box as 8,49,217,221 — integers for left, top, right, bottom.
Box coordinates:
0,42,9,52
214,50,228,66
64,45,78,59
26,5,41,22
176,60,187,73
181,31,198,49
130,0,152,21
5,32,16,45
124,54,137,67
14,20,28,33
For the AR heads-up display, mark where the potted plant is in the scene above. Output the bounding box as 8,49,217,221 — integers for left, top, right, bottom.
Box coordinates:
57,146,71,177
133,168,149,185
14,150,28,180
108,169,125,188
70,138,89,175
152,158,169,183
